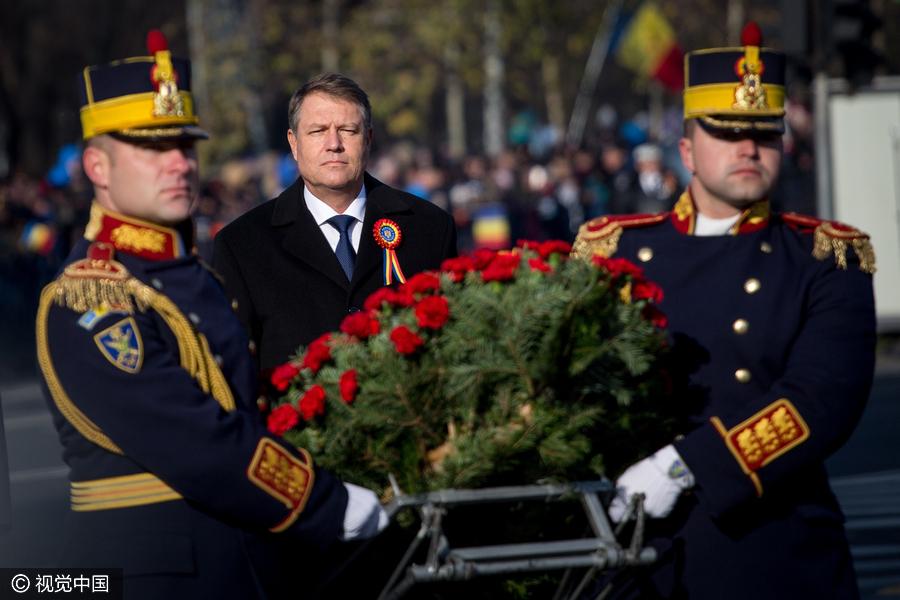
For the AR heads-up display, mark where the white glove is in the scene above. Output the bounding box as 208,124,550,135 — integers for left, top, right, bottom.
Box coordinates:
608,444,695,522
339,482,390,541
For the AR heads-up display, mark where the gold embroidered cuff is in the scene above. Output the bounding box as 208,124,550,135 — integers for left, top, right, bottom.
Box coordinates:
247,438,316,533
711,399,810,497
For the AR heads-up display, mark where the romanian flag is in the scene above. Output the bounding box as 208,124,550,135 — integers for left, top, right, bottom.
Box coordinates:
611,2,684,91
472,204,512,250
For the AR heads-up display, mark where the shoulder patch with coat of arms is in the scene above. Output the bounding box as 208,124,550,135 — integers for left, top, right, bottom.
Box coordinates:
94,317,144,373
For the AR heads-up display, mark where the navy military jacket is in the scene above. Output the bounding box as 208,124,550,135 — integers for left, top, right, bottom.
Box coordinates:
573,192,876,599
37,204,348,599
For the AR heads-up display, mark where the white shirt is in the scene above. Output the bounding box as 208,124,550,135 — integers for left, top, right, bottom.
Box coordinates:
303,185,367,252
694,211,742,237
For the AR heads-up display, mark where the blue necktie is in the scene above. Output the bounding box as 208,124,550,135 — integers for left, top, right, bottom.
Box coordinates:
327,215,356,281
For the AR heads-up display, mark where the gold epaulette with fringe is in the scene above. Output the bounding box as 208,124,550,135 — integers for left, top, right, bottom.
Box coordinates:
50,243,152,315
37,242,236,454
782,213,876,274
571,213,669,260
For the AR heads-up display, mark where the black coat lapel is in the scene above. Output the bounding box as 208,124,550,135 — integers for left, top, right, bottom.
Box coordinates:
276,180,351,290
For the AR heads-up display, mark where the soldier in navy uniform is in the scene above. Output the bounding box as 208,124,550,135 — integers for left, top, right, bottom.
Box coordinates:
573,23,876,599
37,31,386,599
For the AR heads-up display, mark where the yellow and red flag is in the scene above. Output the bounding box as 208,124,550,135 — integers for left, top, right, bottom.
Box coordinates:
612,2,684,91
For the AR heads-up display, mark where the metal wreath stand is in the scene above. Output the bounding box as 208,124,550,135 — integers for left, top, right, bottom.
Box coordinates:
347,477,656,600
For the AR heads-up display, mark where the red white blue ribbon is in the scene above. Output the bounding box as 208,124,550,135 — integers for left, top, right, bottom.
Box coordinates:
373,219,406,285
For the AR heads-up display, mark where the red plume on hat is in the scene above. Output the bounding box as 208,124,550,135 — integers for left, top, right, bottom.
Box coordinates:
147,29,178,90
735,22,765,78
147,29,169,54
741,22,763,47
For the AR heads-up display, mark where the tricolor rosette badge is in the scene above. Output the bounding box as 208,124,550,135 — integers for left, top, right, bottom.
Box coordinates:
374,218,406,284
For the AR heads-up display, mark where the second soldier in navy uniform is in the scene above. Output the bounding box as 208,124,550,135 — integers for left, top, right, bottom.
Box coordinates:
573,24,876,599
36,31,387,599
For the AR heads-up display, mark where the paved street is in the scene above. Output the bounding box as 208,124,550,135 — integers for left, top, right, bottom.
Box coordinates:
1,363,899,597
0,380,68,568
827,366,900,598
832,470,900,597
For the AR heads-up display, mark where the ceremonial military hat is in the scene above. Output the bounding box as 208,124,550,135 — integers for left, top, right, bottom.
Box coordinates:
78,30,208,141
683,22,785,133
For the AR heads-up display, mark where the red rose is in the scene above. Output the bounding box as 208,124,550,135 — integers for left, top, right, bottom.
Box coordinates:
642,304,668,328
339,370,358,403
301,334,332,373
472,249,496,270
482,265,515,281
394,291,415,306
400,273,441,296
340,311,381,339
538,240,572,258
517,240,571,258
270,363,300,392
481,253,521,282
267,404,300,436
414,295,450,329
591,256,644,278
528,258,553,273
440,256,477,282
494,253,521,269
390,325,424,355
610,257,643,278
298,385,327,420
364,287,400,312
482,265,516,281
632,278,664,303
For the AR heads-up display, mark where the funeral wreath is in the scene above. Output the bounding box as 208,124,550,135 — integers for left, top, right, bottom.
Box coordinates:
263,240,676,499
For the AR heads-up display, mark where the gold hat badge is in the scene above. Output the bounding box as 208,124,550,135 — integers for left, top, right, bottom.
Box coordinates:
147,30,186,118
733,22,768,111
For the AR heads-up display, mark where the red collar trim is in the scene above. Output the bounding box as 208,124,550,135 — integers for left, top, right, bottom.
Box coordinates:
84,202,185,260
669,189,770,235
670,190,696,234
734,199,770,234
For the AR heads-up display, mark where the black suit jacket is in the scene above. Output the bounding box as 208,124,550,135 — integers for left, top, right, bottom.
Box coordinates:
213,173,457,370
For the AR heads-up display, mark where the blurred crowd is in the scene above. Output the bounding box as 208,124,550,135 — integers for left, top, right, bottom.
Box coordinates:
0,100,817,380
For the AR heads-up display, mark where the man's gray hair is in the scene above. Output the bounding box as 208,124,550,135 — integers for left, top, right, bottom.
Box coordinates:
288,73,372,133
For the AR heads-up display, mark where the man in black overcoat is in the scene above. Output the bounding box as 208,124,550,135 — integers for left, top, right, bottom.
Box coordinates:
213,74,457,370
